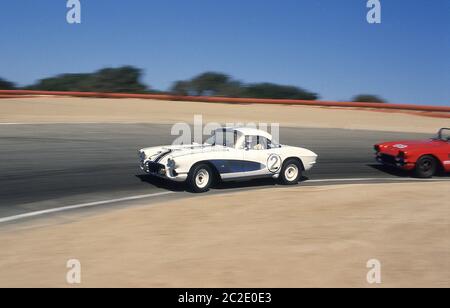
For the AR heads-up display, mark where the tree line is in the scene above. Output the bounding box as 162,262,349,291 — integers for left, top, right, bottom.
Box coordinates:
171,72,319,100
0,66,386,102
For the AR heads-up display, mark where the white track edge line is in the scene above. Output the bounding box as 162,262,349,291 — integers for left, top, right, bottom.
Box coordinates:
0,191,175,224
0,177,448,224
306,177,450,183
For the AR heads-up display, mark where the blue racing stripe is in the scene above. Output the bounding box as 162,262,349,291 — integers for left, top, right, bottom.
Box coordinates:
210,160,265,174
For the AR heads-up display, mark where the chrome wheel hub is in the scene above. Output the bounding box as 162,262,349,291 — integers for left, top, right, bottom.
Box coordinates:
285,164,299,181
195,169,210,188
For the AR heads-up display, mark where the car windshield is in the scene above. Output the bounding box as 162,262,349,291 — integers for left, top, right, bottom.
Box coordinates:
436,128,450,141
246,135,280,150
205,130,238,148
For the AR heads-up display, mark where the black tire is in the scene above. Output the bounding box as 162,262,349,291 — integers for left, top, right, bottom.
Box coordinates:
187,163,213,193
279,159,302,185
414,155,437,178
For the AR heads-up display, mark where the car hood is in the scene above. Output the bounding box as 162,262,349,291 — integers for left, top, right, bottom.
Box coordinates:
140,144,229,163
377,139,443,155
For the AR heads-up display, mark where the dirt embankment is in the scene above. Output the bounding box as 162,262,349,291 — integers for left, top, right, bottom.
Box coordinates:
0,97,448,133
0,182,448,288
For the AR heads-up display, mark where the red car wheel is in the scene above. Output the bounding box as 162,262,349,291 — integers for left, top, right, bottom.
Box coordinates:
414,155,437,178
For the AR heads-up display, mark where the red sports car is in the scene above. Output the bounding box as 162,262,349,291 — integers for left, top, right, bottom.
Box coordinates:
374,128,450,178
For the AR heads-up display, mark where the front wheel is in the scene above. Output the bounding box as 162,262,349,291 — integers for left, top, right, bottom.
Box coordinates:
279,159,302,185
187,164,213,193
414,155,437,178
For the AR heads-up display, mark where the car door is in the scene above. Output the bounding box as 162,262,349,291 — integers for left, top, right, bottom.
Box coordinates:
440,129,450,172
445,138,450,172
243,135,282,178
209,130,245,178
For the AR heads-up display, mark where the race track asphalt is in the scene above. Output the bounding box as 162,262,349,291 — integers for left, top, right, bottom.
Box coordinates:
0,124,444,220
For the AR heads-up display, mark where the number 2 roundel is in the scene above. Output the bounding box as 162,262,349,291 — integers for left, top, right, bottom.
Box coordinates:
267,154,282,173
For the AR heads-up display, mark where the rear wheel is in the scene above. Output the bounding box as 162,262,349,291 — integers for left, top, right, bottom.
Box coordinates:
187,164,213,193
279,159,302,185
414,155,437,178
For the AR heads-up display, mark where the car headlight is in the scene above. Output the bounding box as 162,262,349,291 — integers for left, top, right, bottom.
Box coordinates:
139,151,146,161
167,158,176,168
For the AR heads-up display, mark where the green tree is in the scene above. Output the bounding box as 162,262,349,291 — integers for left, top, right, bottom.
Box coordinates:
171,80,191,96
242,83,318,100
26,74,90,91
89,66,148,93
216,81,245,97
0,78,16,90
169,72,318,100
353,94,386,103
27,66,149,93
190,72,231,96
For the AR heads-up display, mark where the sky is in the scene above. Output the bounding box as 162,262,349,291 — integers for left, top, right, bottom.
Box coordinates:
0,0,449,106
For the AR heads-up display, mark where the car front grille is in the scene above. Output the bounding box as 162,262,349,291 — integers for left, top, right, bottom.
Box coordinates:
379,154,397,165
145,162,165,174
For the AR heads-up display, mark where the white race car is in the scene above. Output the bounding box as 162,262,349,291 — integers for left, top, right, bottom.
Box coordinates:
139,127,318,192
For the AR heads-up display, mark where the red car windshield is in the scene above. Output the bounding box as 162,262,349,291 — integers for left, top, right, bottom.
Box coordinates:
435,128,450,142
